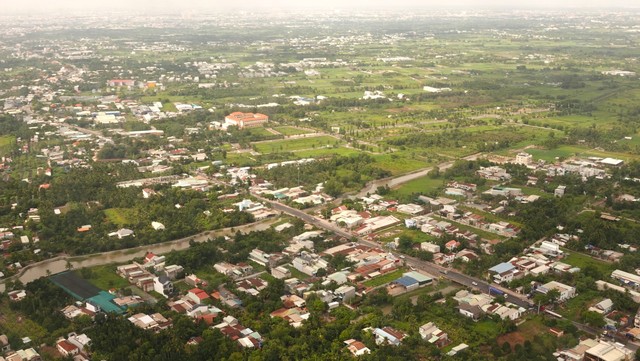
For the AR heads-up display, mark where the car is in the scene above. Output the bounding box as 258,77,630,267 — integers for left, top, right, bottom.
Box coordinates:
471,281,478,286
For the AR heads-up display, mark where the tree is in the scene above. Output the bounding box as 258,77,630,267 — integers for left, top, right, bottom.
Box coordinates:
581,311,605,328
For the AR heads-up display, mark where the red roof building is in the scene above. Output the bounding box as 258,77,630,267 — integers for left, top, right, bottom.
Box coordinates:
224,112,269,129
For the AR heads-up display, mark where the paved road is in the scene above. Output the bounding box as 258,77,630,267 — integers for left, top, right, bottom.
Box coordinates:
254,194,534,308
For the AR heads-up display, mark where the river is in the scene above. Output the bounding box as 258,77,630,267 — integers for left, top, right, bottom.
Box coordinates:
0,219,276,293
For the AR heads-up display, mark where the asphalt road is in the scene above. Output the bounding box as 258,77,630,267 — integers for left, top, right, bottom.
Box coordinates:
255,194,534,308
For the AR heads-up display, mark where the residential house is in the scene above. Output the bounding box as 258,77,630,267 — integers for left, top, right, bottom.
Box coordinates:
4,348,41,361
0,334,10,353
128,313,171,332
186,288,210,304
344,339,371,357
589,299,614,315
249,248,285,267
292,252,328,276
213,262,253,279
184,274,204,287
270,307,309,328
235,277,268,296
271,266,291,279
211,287,243,308
7,290,26,302
371,327,407,346
214,316,263,348
153,275,174,298
419,322,449,348
458,303,483,321
108,228,134,239
421,242,440,253
334,285,356,302
162,264,184,280
56,340,79,358
445,240,461,252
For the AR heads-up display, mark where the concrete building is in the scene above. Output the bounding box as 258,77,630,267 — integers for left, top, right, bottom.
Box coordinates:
224,112,269,129
515,152,533,166
537,281,576,302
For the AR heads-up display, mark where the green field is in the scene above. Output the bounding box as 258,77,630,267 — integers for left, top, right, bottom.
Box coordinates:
363,268,405,287
562,249,614,276
391,174,444,198
254,136,342,153
294,146,363,158
80,265,130,290
0,135,15,156
373,154,431,175
104,208,137,226
273,126,313,136
526,145,638,163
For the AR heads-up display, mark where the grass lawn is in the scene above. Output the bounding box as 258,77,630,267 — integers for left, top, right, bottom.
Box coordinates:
374,154,431,176
254,136,341,153
246,127,279,138
526,145,639,163
226,152,258,167
294,146,363,158
273,126,313,136
471,319,502,340
104,208,137,226
0,135,15,156
194,268,230,289
391,174,444,198
174,280,192,293
363,268,405,287
80,265,130,290
562,249,614,276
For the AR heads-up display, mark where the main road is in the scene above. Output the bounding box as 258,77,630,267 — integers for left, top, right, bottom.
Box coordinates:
254,194,533,309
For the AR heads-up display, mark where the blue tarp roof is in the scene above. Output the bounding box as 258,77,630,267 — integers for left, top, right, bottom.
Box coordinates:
395,276,419,287
489,262,515,274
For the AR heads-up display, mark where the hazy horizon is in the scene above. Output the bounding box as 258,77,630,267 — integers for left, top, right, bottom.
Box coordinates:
3,0,640,15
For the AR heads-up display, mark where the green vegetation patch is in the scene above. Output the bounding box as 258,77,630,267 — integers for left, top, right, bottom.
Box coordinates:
527,145,638,163
104,208,138,226
391,174,443,198
273,126,313,136
363,268,405,287
0,135,14,156
0,303,49,344
562,249,614,276
254,136,341,153
78,265,130,291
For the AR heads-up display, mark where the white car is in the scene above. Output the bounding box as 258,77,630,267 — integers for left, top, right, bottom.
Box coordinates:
471,281,478,286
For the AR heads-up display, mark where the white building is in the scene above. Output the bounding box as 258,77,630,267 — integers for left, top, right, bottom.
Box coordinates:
515,152,533,166
537,281,576,301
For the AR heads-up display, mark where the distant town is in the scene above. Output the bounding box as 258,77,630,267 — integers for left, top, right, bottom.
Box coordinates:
1,6,640,361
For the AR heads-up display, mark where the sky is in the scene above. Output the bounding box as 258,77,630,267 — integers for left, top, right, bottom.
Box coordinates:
3,0,639,14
